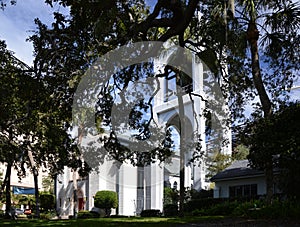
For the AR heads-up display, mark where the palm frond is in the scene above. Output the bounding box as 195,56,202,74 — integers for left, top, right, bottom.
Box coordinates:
265,2,300,33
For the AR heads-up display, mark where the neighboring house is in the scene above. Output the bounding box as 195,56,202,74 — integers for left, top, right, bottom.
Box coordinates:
0,163,49,210
55,47,232,217
211,160,280,198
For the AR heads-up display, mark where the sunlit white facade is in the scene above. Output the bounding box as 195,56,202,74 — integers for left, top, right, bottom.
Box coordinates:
55,49,231,217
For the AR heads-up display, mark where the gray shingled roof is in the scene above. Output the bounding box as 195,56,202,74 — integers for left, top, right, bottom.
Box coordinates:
210,160,264,182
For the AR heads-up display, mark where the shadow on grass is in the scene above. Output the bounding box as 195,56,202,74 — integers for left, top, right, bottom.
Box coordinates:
0,216,226,227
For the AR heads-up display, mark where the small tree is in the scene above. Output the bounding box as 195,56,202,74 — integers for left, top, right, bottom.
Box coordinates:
94,190,118,217
206,150,232,179
163,187,179,205
42,176,54,194
232,144,249,161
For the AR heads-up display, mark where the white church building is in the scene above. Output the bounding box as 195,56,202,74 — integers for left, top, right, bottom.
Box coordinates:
55,46,232,217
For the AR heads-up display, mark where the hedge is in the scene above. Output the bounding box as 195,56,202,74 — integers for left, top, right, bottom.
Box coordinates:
140,209,161,217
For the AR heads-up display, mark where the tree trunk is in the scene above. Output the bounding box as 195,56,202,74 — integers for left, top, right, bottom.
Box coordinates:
73,171,78,219
247,21,273,204
4,161,12,218
228,0,235,17
247,22,272,117
176,73,186,217
33,169,40,217
265,161,274,204
27,148,40,217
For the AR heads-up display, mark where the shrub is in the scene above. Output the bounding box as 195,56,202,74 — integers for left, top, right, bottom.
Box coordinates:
207,201,239,215
140,209,161,217
89,210,101,218
257,199,300,219
191,209,205,216
186,197,300,219
184,198,225,213
110,215,129,218
77,210,97,219
163,204,178,217
189,189,213,200
40,192,55,211
164,187,179,205
94,190,118,217
40,211,56,220
232,201,255,217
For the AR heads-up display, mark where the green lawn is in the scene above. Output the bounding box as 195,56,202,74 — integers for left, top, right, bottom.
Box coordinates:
0,216,226,227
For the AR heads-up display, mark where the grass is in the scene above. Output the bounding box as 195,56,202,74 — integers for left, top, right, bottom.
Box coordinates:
0,216,226,227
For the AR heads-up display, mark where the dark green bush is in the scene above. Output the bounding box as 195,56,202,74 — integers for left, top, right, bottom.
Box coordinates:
40,192,55,211
190,189,213,200
140,209,161,217
184,198,226,213
94,190,118,217
0,210,4,217
257,200,300,219
232,201,257,217
40,213,51,220
206,200,239,215
77,210,97,219
89,210,101,218
191,209,205,216
110,215,129,218
164,187,179,205
187,198,300,219
163,204,178,217
39,211,56,220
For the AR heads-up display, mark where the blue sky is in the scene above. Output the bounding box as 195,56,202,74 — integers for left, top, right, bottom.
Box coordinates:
0,1,154,65
0,0,68,65
1,0,299,99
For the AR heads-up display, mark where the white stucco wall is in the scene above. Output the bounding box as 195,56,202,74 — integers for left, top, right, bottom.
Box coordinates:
118,163,138,216
56,161,165,217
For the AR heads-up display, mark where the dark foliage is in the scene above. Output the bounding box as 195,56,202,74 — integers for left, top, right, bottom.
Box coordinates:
140,209,162,217
39,193,55,211
163,204,178,217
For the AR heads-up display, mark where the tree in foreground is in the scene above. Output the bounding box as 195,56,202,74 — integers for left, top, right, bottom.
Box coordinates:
0,39,41,217
242,102,300,200
94,190,118,217
17,0,300,213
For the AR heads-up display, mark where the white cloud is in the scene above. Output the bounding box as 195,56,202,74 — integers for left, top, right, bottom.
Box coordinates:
290,86,300,101
0,0,69,66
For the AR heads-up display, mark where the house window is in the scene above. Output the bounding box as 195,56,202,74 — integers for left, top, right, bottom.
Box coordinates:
244,185,250,196
229,184,257,198
173,181,178,190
